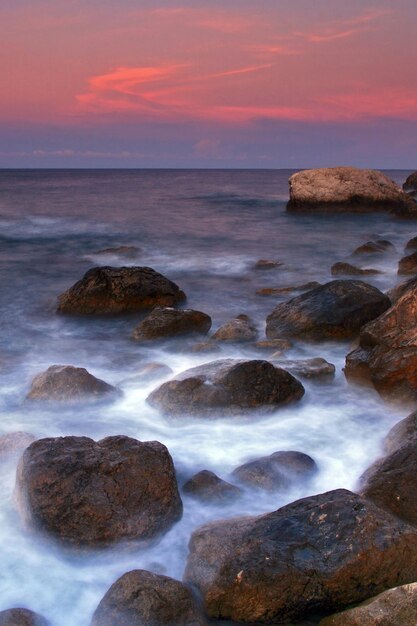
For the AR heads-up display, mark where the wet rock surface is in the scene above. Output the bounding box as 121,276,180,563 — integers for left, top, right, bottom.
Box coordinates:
331,262,381,276
91,569,207,626
0,432,35,460
253,259,282,270
26,365,118,402
405,235,417,250
256,281,321,296
384,410,417,454
183,470,242,503
266,280,390,341
0,608,49,626
272,357,336,380
352,240,395,255
132,307,211,341
57,266,186,315
403,171,417,196
147,359,305,416
232,450,318,491
15,436,183,547
184,489,417,624
398,250,417,275
212,315,257,342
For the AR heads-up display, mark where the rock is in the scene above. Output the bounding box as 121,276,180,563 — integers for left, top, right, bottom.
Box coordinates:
386,276,417,303
91,569,207,626
403,171,417,195
254,339,293,351
0,432,35,460
26,365,119,402
331,262,381,276
253,259,282,270
319,582,417,626
273,357,335,380
183,471,242,503
94,245,141,259
15,436,182,547
360,442,417,525
287,167,416,215
184,489,417,624
384,410,417,454
132,307,211,341
0,608,49,626
232,450,317,491
266,280,390,341
398,250,417,275
256,282,321,296
405,235,417,251
353,240,396,255
212,315,257,342
344,281,417,401
57,266,186,315
147,359,305,417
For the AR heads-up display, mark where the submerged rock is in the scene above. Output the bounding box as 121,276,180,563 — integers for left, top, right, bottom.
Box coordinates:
0,608,49,626
266,280,390,341
57,266,186,315
232,450,317,491
26,365,118,403
398,250,417,275
91,570,207,626
253,259,282,270
15,436,182,547
183,470,242,503
0,432,35,461
212,315,257,342
184,489,417,624
331,262,381,276
272,357,335,380
256,281,321,296
132,307,211,341
147,359,304,417
287,167,416,215
353,240,395,255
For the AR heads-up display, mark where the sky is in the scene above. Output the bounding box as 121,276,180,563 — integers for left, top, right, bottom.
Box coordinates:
1,0,416,168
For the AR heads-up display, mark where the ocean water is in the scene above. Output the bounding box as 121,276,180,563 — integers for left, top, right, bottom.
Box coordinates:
0,168,414,625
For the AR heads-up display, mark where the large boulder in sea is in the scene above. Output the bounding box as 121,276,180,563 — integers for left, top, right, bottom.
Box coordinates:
287,167,416,215
15,436,182,547
403,171,417,197
91,569,207,626
266,280,390,341
345,280,417,401
26,365,118,403
57,266,186,315
184,489,417,624
132,307,211,341
0,609,49,626
319,582,417,626
384,410,417,454
147,359,304,417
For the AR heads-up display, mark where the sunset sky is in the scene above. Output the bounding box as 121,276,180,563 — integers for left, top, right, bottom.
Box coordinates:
1,0,416,168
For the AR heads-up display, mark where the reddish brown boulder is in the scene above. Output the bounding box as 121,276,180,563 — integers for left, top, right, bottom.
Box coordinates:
57,266,185,315
398,250,417,275
26,365,118,402
266,280,390,341
403,171,417,196
212,315,257,342
331,262,381,276
232,450,317,491
132,307,211,341
386,276,417,303
0,432,35,460
147,359,305,417
183,470,241,503
91,569,207,626
15,436,182,547
384,411,417,454
0,609,49,626
184,489,417,624
353,240,395,255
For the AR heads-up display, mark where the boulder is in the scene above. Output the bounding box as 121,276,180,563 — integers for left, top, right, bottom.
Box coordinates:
0,432,35,460
405,235,417,251
266,280,390,341
26,365,118,402
15,436,182,547
184,489,417,624
147,359,304,417
256,282,321,296
183,471,241,503
331,262,381,276
386,276,417,303
353,240,395,255
132,307,211,341
91,569,207,626
212,315,257,342
344,281,417,401
287,167,416,215
398,250,417,275
253,259,282,270
403,171,417,196
384,410,417,454
0,609,49,626
232,450,317,491
272,357,335,380
319,582,417,626
57,266,185,315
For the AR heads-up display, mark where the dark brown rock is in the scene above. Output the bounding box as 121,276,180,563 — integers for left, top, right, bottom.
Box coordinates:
403,171,417,195
132,307,211,341
272,357,336,380
398,250,417,275
386,276,417,303
266,280,390,341
184,489,417,624
15,436,182,547
212,315,257,342
0,432,35,460
0,609,49,626
287,167,416,215
405,235,417,251
57,266,186,315
91,569,207,626
183,471,241,503
353,240,396,255
256,281,321,296
384,411,417,454
253,259,282,270
26,365,118,402
232,450,317,491
147,359,304,417
331,262,381,276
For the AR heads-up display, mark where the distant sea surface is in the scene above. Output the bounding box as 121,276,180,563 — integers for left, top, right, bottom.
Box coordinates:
0,169,414,625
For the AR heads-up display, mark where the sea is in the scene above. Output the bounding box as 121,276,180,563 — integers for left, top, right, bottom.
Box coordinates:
0,168,414,625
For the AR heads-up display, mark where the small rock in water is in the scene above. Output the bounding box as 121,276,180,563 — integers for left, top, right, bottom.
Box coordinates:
26,365,119,403
0,432,35,461
331,262,381,276
253,259,283,270
212,314,257,342
94,245,141,259
183,470,242,503
256,281,321,296
273,357,336,380
132,306,211,341
405,235,417,250
353,239,395,255
0,608,49,626
91,569,207,626
398,250,417,275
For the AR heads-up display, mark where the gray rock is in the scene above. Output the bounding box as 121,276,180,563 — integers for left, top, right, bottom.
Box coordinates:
26,365,119,403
